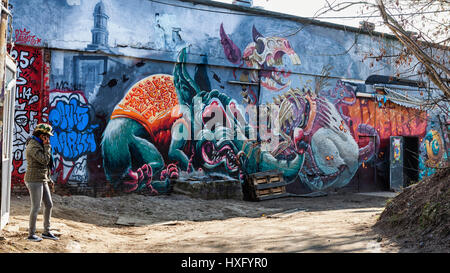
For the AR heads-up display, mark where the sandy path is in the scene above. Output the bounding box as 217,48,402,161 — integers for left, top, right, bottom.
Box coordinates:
0,192,402,253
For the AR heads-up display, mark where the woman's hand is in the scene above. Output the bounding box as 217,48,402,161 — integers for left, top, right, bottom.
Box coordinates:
49,180,55,193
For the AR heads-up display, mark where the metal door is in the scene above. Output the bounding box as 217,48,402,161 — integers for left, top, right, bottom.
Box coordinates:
1,55,16,230
389,136,404,192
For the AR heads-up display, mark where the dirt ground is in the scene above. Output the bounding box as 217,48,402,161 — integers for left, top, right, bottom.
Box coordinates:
374,168,449,253
0,191,426,253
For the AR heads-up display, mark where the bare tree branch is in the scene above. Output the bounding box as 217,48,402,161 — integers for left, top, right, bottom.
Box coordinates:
376,0,450,98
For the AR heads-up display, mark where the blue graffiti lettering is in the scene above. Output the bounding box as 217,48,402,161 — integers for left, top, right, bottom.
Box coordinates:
51,130,96,160
49,98,89,131
49,97,98,160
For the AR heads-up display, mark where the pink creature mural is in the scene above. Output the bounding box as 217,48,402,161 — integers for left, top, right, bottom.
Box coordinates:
220,24,301,104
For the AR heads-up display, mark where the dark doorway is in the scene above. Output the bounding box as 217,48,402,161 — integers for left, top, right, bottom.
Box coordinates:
357,136,378,192
403,136,419,186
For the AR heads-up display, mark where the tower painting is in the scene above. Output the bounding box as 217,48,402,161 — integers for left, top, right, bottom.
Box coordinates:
86,1,109,51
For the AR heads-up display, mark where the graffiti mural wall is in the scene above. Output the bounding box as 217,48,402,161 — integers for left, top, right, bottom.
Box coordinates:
7,44,48,191
8,0,447,195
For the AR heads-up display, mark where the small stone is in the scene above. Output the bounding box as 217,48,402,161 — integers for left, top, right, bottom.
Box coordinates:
376,236,382,242
0,236,6,241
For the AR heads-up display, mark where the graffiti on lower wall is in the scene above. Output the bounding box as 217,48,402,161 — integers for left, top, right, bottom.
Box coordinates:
10,42,435,196
102,74,179,192
8,0,445,196
97,45,390,194
48,90,99,187
13,50,432,195
9,45,47,186
100,48,308,193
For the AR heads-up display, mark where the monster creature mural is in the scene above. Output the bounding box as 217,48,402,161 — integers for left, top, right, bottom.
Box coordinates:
101,46,383,194
220,24,301,104
272,83,380,191
218,24,380,191
419,129,447,179
318,79,356,126
101,48,308,193
100,18,386,194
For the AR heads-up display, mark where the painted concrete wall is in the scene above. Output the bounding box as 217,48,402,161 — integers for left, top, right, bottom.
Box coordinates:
8,0,448,195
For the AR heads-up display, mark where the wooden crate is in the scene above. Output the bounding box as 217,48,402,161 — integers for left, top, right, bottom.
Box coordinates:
243,170,289,201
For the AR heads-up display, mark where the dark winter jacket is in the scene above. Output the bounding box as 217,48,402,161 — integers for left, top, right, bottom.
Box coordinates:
24,137,52,183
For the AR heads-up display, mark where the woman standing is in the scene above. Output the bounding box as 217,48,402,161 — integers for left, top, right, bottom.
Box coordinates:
24,123,58,242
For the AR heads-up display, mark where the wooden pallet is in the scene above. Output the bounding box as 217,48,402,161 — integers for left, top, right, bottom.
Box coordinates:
243,170,289,201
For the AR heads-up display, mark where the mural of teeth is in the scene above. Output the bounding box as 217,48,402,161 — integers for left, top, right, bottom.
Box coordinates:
201,141,239,172
290,53,301,65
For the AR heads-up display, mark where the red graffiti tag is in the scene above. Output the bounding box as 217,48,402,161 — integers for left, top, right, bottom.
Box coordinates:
14,28,42,46
8,44,45,187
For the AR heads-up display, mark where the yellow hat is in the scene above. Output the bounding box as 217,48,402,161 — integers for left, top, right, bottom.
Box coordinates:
35,123,54,136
